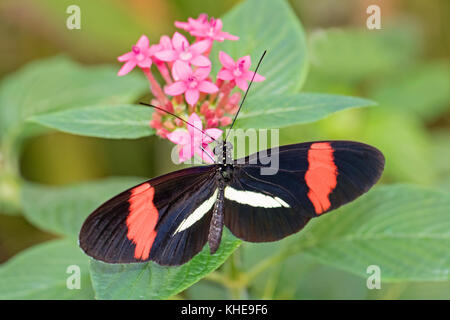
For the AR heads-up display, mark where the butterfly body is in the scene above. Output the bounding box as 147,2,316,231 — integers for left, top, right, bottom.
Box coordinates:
79,140,384,266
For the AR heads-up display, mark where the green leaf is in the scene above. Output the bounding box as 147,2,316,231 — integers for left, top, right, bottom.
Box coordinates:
307,25,420,83
21,177,145,238
432,129,450,192
90,229,241,300
0,239,94,299
28,105,154,139
361,108,435,185
293,185,450,282
0,55,147,139
185,280,229,300
369,61,450,121
0,172,22,216
234,93,376,129
211,0,308,96
2,0,165,61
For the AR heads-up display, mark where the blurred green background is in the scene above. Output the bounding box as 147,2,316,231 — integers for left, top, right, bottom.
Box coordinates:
0,0,449,299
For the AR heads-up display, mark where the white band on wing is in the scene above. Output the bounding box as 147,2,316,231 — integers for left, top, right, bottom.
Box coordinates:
173,188,218,235
224,186,290,208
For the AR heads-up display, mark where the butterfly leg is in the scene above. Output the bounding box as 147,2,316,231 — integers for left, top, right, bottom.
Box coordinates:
208,181,225,254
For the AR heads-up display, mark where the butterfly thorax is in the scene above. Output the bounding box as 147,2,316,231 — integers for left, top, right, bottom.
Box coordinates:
213,141,232,163
214,141,234,181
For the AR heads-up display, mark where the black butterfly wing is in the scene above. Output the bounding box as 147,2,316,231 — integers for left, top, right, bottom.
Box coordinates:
224,141,385,242
79,165,219,266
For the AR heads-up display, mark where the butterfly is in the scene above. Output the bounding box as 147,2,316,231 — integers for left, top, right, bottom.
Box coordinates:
79,51,385,266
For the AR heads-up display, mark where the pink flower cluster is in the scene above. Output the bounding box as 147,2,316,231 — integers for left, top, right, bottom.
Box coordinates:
117,14,265,163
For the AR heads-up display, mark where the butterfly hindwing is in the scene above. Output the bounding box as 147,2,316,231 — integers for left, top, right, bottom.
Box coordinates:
79,165,218,266
224,141,384,242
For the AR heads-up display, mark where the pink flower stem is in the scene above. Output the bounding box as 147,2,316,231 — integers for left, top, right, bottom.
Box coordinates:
199,92,207,104
156,63,173,85
165,100,175,113
142,67,167,105
204,41,212,57
216,82,233,109
209,79,224,103
209,92,217,103
175,95,184,106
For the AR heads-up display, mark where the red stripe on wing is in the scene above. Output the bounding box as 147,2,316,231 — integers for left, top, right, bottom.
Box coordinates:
126,183,159,260
305,142,338,214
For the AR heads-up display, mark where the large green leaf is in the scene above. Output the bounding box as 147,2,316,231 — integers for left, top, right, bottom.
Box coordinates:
21,177,145,238
210,0,308,96
2,0,166,61
292,185,450,282
369,61,450,121
234,93,375,129
431,130,450,193
361,108,435,185
0,55,147,139
28,105,154,139
90,229,241,300
0,239,94,299
306,25,420,83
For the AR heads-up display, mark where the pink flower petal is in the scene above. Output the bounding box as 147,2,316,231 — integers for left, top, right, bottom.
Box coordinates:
117,51,134,62
137,57,152,68
179,143,195,162
159,35,172,50
172,61,192,81
221,31,239,41
235,77,249,91
204,128,223,141
245,71,265,82
214,19,223,31
217,69,234,81
187,113,203,136
172,32,189,51
190,55,211,67
219,51,236,69
154,50,177,62
136,35,149,50
193,66,211,80
190,40,210,55
238,55,251,70
164,81,187,96
189,16,208,30
167,129,190,145
174,21,190,31
198,80,219,94
196,146,214,164
117,60,137,76
149,44,162,56
185,88,200,106
190,30,207,38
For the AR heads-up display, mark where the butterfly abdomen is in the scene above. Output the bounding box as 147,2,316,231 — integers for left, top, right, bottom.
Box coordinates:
208,182,225,254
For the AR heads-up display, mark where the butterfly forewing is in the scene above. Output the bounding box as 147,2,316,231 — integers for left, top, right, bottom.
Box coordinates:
79,165,218,266
223,141,385,242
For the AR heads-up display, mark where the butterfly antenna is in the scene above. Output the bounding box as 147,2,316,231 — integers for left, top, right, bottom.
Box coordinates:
225,50,267,142
199,145,216,163
139,102,217,142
